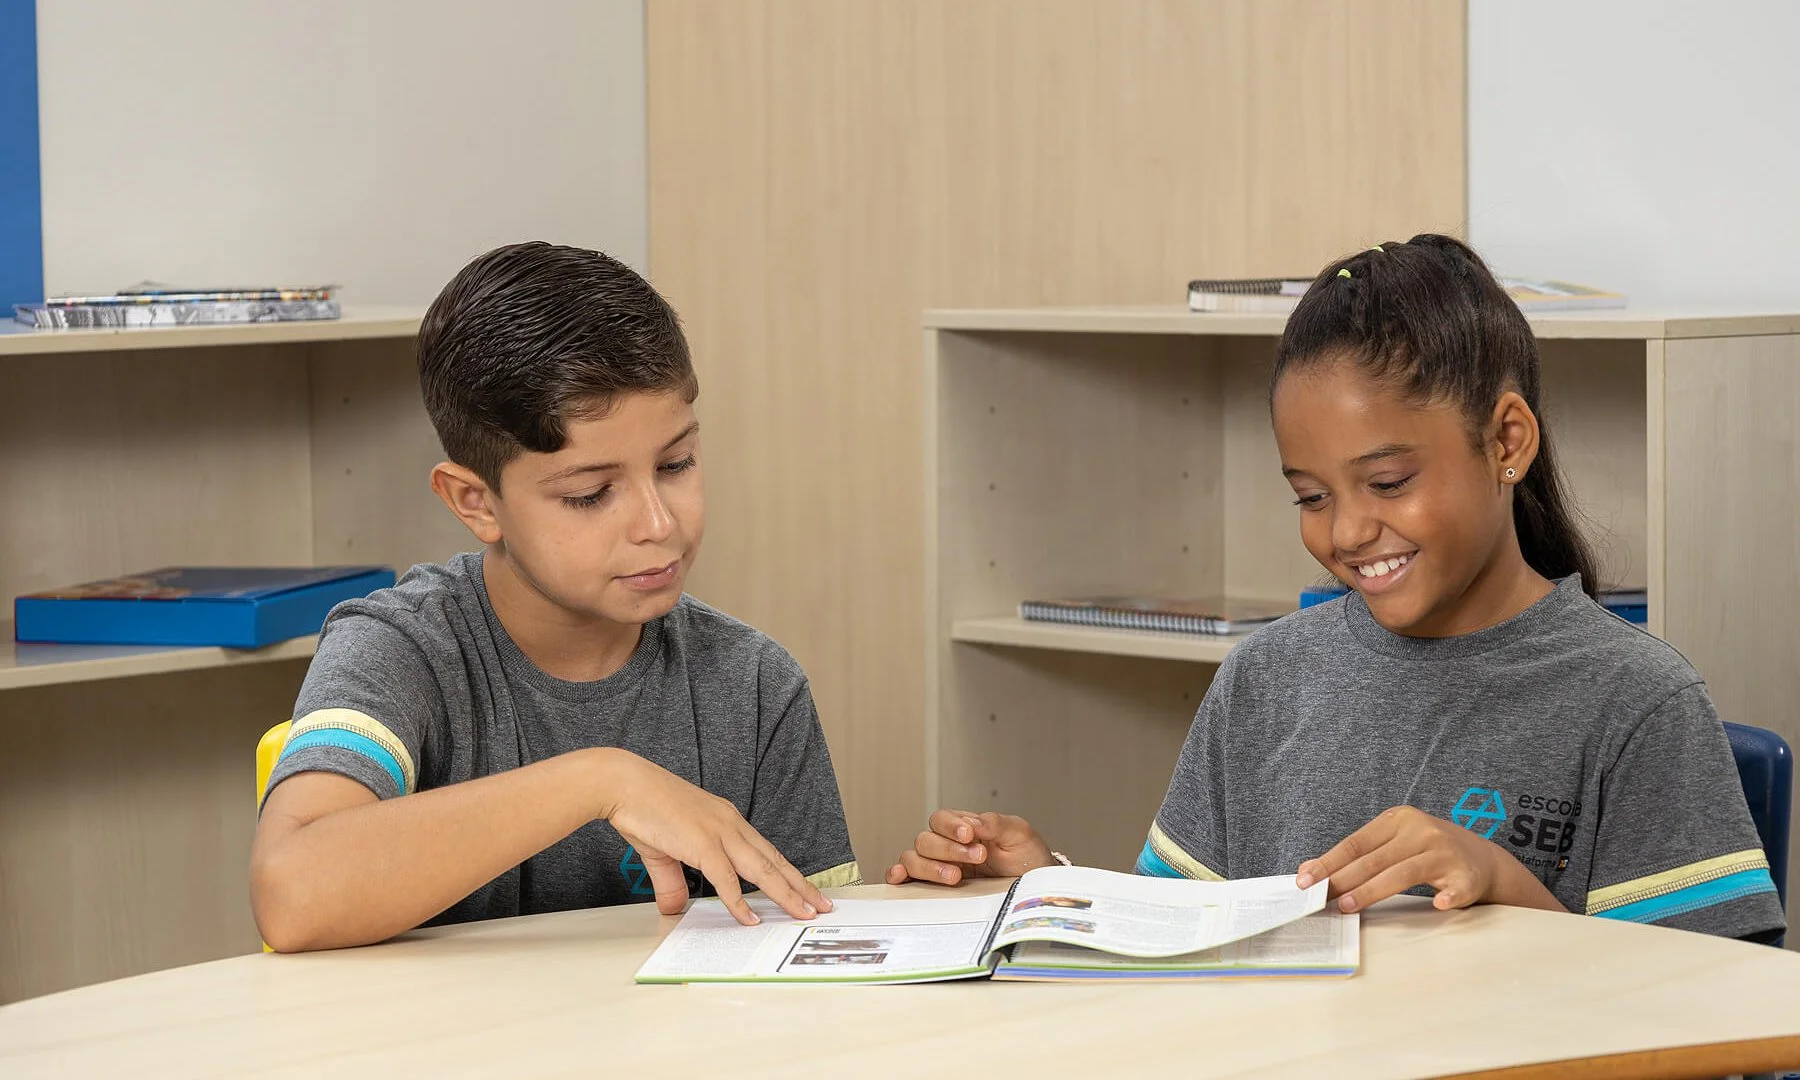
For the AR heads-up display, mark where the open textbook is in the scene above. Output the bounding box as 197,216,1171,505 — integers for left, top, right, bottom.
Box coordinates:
636,865,1358,985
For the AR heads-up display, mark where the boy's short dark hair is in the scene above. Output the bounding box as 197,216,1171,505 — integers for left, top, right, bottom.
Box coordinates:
417,242,698,490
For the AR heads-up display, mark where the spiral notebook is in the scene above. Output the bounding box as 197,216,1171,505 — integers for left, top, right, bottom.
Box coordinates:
1186,277,1312,313
1018,596,1293,636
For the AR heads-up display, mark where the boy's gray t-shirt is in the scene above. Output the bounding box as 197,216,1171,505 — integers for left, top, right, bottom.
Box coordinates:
265,552,860,927
1142,575,1784,941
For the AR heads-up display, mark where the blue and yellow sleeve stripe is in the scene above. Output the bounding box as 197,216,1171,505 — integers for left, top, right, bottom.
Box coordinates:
805,862,863,889
1134,820,1225,881
1586,848,1777,924
273,708,417,799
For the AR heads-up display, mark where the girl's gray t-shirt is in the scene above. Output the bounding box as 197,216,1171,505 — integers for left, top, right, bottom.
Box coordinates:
266,552,859,927
1141,575,1785,941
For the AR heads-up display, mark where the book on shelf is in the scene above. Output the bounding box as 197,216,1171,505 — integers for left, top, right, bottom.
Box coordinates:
16,298,341,329
636,865,1357,985
1186,275,1626,315
1499,277,1627,312
13,566,396,648
1018,596,1292,636
45,282,337,306
1186,277,1312,313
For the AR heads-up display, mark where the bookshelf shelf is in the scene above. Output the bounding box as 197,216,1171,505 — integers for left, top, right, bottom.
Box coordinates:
951,615,1241,665
0,623,316,692
0,305,424,357
925,304,1800,889
922,305,1800,342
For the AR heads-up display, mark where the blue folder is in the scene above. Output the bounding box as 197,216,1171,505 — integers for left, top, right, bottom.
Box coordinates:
13,566,397,648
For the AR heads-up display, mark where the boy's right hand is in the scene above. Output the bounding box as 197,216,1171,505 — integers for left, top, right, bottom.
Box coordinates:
593,749,830,927
886,809,1053,885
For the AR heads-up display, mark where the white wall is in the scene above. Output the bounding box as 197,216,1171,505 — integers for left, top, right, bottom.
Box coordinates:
35,0,645,305
1468,0,1800,309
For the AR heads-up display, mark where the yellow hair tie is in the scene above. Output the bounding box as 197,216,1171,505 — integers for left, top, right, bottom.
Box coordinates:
1337,268,1352,279
1370,245,1385,253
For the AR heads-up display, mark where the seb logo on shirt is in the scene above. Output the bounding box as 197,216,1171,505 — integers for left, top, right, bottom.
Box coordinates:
1451,787,1581,875
620,845,710,900
620,846,656,896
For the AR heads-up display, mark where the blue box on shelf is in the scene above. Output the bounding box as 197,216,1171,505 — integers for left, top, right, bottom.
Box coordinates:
13,566,396,648
1300,583,1350,609
1600,589,1648,626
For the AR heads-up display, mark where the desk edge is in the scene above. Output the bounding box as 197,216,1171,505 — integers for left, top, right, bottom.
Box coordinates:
1442,1034,1800,1080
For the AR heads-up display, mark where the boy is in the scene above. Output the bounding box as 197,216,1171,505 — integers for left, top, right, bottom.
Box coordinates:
251,243,859,952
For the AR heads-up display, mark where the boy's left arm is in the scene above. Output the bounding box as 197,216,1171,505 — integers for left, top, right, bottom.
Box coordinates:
1583,683,1785,942
749,660,861,889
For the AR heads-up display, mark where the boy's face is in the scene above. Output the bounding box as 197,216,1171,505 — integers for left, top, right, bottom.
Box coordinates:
1272,360,1514,637
488,390,705,626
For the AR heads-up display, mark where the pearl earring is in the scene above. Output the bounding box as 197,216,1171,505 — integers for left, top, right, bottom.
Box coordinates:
1504,468,1517,479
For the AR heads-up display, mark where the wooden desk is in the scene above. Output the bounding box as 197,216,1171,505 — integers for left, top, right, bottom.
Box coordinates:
2,882,1798,1079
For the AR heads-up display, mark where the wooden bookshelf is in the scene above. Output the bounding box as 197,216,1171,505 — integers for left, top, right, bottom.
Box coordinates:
925,305,1800,910
0,310,470,1003
0,622,318,692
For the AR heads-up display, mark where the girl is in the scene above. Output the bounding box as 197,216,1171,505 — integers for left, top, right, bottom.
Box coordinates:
890,235,1784,941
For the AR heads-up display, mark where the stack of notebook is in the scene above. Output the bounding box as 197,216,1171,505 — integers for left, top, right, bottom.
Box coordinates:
15,282,341,329
1021,587,1647,635
1185,277,1313,313
1018,596,1292,636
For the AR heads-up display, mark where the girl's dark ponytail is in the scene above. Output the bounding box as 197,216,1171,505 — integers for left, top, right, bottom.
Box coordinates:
1272,234,1601,598
1513,426,1598,596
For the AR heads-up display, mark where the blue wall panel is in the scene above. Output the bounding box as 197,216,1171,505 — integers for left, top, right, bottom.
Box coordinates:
0,0,43,311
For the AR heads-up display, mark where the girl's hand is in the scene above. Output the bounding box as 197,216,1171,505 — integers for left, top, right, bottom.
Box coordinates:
886,809,1055,885
1296,806,1565,914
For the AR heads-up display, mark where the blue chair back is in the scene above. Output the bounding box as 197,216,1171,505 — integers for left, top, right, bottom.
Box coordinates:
1723,722,1792,927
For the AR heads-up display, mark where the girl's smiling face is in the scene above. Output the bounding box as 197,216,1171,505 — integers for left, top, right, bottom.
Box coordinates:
1272,358,1545,638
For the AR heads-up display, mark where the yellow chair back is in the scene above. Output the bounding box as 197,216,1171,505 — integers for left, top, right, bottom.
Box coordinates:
255,720,292,953
257,720,292,806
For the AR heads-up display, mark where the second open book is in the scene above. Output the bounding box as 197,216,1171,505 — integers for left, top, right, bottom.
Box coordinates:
636,865,1359,985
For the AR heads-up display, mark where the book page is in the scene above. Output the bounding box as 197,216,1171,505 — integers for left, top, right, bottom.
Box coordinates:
636,894,1006,984
1001,911,1358,977
1235,909,1358,965
988,866,1326,959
